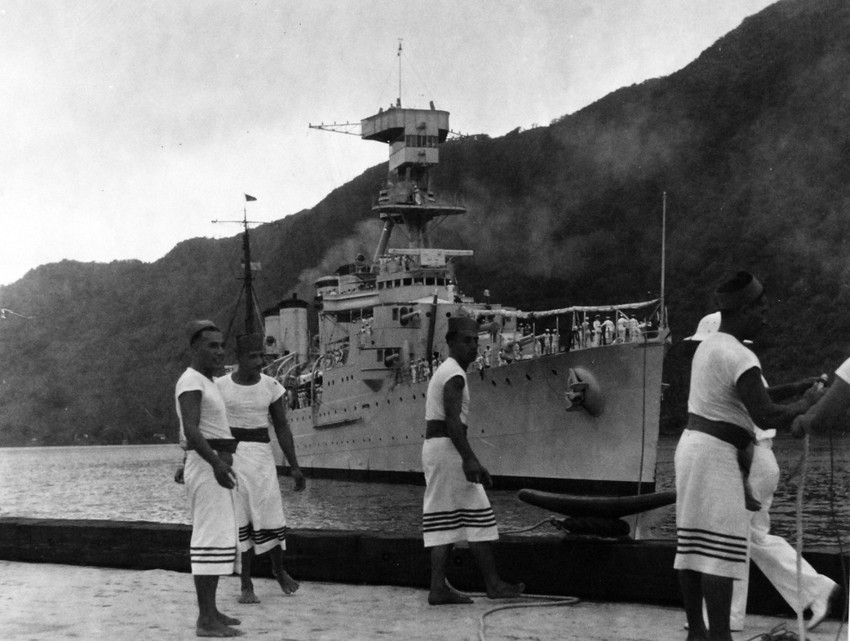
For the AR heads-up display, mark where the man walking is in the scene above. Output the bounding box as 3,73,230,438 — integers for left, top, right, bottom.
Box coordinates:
422,316,524,605
217,333,306,604
175,320,243,638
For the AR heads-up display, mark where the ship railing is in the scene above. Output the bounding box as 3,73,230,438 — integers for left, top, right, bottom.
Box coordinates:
264,353,299,385
464,298,665,361
477,325,666,366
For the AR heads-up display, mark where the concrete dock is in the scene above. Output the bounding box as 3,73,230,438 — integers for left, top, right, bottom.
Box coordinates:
0,560,843,641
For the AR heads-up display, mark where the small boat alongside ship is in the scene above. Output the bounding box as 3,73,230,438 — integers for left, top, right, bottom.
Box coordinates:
255,99,670,496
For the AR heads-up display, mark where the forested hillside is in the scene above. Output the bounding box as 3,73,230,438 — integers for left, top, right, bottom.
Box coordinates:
1,0,849,444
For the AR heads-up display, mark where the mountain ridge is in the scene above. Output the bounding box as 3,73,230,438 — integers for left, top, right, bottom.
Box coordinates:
2,0,849,444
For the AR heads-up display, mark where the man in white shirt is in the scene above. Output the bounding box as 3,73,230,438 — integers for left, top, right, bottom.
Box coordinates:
422,316,524,605
175,320,242,638
675,273,819,641
217,333,305,604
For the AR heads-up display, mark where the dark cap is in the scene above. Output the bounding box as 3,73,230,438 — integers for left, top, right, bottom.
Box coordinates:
714,271,764,311
186,319,219,345
235,333,264,355
448,316,479,334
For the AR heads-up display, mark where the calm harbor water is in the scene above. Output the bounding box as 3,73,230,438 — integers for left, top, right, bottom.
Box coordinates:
0,435,847,547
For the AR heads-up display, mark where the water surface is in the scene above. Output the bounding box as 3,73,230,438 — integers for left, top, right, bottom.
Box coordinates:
0,436,846,547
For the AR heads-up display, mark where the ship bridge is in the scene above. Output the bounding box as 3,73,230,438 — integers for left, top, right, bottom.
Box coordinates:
361,107,449,171
361,106,465,223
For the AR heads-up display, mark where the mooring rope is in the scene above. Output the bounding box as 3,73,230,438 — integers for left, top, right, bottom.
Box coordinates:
445,581,579,641
795,433,809,641
476,593,580,641
498,518,559,535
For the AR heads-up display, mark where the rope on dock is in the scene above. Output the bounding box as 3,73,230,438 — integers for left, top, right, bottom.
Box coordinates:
448,581,579,641
476,594,580,641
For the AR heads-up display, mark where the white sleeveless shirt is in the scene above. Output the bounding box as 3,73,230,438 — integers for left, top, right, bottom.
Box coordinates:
425,357,469,424
688,332,760,433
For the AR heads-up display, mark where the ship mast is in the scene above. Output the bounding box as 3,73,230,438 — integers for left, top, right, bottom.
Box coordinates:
241,208,257,334
309,44,466,260
212,194,263,337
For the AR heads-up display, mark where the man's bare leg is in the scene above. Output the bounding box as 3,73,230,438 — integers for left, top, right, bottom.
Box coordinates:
269,546,300,595
678,570,708,641
703,573,734,641
469,542,524,598
195,575,243,637
238,550,260,604
428,544,473,605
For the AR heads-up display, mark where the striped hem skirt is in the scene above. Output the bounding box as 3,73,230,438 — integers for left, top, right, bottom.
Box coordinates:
422,437,498,548
185,451,240,575
232,441,288,555
673,430,749,579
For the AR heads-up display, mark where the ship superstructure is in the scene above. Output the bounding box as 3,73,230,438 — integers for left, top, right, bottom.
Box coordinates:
261,102,668,494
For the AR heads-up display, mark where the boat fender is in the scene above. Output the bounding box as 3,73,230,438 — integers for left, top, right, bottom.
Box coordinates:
565,367,604,416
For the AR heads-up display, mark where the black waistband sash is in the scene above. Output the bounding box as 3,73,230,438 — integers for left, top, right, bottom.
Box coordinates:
230,428,271,444
425,419,469,439
189,438,238,454
686,414,753,450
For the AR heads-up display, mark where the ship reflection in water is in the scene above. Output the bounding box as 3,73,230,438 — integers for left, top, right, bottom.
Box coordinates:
0,439,846,547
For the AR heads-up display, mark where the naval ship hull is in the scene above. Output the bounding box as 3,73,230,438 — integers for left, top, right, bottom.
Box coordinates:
261,100,669,497
275,337,665,494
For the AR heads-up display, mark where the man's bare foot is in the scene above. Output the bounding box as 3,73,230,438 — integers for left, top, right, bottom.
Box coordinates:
196,616,244,637
428,585,474,605
215,612,241,626
238,589,260,604
273,569,300,595
486,581,525,599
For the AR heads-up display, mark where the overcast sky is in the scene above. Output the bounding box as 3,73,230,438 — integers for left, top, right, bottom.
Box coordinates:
0,0,776,287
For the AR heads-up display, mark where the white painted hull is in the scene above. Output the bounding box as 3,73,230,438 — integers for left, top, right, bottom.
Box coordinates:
275,339,665,494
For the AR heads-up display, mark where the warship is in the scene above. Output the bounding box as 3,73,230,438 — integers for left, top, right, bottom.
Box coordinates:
258,101,669,495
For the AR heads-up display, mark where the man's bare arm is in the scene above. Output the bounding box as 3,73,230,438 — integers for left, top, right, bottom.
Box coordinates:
179,390,236,489
269,397,305,491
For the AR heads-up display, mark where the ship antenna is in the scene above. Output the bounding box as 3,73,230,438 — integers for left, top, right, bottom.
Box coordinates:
660,191,667,330
397,38,403,107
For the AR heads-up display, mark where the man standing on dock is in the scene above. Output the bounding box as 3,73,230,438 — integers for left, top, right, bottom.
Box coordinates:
674,273,820,641
421,316,524,605
681,312,836,631
175,320,243,638
216,333,305,604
